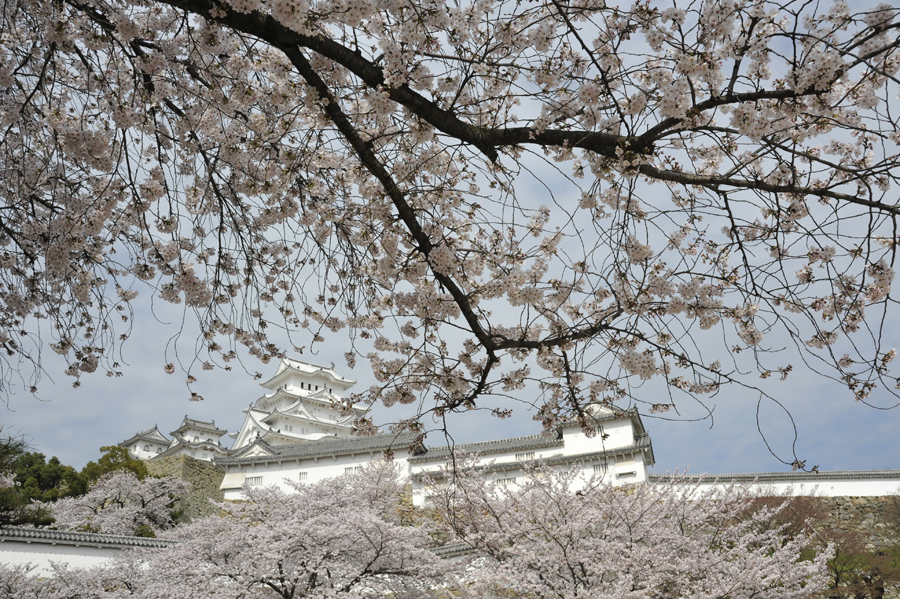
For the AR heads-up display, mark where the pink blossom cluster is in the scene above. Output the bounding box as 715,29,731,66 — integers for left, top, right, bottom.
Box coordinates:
1,461,833,598
48,471,189,536
0,0,898,430
428,459,832,599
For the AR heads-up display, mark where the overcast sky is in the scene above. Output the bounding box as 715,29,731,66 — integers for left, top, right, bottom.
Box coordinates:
4,11,900,476
2,292,898,476
4,169,900,477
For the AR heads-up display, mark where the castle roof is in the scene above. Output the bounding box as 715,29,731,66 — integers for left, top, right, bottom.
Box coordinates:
216,432,422,465
648,468,900,483
409,431,564,463
260,404,355,427
261,358,356,391
119,426,170,448
0,526,178,549
154,437,231,460
170,416,228,437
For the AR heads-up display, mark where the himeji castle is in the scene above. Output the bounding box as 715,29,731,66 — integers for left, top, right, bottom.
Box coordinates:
120,358,656,506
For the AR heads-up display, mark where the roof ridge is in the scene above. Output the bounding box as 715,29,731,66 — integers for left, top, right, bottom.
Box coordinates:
427,431,557,452
216,432,420,464
648,469,900,480
0,527,178,548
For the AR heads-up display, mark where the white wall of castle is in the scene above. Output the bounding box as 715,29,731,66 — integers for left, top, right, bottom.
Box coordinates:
126,442,167,461
0,541,122,576
651,474,900,497
409,420,648,506
220,450,416,500
220,414,653,506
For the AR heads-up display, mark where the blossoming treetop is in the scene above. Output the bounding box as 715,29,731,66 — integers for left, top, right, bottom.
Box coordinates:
2,0,899,448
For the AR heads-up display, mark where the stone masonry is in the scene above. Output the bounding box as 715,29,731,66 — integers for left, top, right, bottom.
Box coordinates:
794,496,900,599
811,496,900,551
146,454,226,520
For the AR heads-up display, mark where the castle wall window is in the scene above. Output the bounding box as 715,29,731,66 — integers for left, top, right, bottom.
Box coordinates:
298,472,308,481
143,444,149,451
594,461,608,474
246,476,263,485
156,447,162,454
515,452,535,462
497,477,516,486
193,436,199,443
345,466,362,474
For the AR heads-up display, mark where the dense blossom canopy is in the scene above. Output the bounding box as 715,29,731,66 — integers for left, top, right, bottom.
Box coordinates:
0,464,451,598
0,462,831,598
430,461,832,599
49,470,188,535
2,0,900,447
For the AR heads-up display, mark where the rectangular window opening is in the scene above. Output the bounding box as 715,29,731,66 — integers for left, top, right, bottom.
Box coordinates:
246,476,263,485
298,472,308,481
515,452,535,462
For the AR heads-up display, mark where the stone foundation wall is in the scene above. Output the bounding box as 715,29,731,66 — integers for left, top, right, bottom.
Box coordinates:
811,496,900,551
146,455,226,520
782,496,900,599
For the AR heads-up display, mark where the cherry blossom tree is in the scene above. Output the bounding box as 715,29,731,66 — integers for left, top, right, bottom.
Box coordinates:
0,550,153,598
429,461,832,599
48,470,189,536
0,463,835,599
130,463,448,598
3,0,900,450
0,464,447,597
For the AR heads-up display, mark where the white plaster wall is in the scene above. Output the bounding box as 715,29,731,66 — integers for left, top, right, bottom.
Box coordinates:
221,451,413,501
560,419,634,455
221,416,651,505
412,456,637,506
0,542,124,576
129,443,166,461
681,477,900,497
409,426,649,506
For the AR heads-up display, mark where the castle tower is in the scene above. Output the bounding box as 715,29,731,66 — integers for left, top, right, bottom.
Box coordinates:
229,358,366,451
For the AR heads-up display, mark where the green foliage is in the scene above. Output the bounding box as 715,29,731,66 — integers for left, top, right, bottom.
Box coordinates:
168,507,185,527
13,453,87,502
80,446,148,483
1,441,153,529
132,524,157,538
0,435,56,527
0,487,55,527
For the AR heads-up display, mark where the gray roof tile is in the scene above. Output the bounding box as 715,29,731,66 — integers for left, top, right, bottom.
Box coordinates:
412,433,653,478
119,426,170,448
0,527,177,549
171,416,228,436
215,432,421,465
648,469,900,483
409,431,564,463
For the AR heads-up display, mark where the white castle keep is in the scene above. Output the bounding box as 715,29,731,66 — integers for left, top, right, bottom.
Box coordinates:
121,358,656,505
